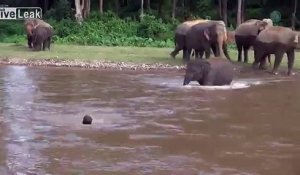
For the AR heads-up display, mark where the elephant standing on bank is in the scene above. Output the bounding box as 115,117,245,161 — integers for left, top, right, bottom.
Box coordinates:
184,20,231,61
253,26,300,75
234,19,271,63
32,25,54,51
24,19,53,49
183,57,234,86
170,19,209,59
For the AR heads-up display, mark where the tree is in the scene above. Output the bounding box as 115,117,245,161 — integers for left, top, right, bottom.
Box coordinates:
237,0,242,26
292,0,298,29
100,0,103,14
74,0,90,24
146,0,151,10
75,0,83,23
218,0,228,26
172,0,177,20
140,0,144,20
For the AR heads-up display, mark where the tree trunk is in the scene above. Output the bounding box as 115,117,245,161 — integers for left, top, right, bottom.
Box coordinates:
146,0,150,10
99,0,103,14
82,0,90,18
218,0,222,19
237,0,242,26
241,0,245,23
172,0,177,20
140,0,144,20
115,0,119,14
292,0,298,30
75,0,83,24
222,0,228,26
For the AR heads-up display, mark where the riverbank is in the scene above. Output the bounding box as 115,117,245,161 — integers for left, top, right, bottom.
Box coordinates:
0,43,187,70
1,43,300,71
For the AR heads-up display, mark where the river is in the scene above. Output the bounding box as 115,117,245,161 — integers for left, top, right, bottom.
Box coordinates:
0,65,299,175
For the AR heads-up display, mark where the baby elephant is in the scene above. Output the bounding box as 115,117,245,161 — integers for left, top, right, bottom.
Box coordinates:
32,25,54,51
183,57,235,86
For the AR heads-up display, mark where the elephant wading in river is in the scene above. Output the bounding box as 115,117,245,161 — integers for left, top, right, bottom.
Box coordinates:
32,25,54,51
234,19,271,63
183,57,234,86
170,19,209,59
253,26,300,75
184,20,231,61
24,19,53,49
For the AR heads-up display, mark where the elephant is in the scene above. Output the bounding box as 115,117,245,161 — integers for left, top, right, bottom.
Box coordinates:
184,20,231,61
234,19,271,63
31,25,54,51
252,26,300,75
170,19,209,59
24,19,53,48
183,57,235,86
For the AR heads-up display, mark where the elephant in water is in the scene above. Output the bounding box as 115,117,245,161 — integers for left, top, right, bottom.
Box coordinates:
253,26,300,75
183,57,235,86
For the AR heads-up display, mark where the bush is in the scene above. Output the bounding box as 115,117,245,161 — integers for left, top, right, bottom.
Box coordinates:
0,12,176,48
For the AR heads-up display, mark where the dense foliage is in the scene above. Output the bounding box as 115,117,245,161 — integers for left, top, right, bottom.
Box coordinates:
0,0,299,47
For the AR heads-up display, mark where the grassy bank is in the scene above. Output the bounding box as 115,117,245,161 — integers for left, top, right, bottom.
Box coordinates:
0,43,182,65
1,43,300,71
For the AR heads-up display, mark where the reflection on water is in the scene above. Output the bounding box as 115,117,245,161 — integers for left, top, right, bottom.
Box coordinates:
0,65,299,175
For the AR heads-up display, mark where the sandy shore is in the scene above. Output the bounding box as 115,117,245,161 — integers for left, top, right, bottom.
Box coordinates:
0,57,186,71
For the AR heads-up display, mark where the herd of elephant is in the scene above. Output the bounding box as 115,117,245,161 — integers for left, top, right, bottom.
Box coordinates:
171,18,300,86
23,18,300,86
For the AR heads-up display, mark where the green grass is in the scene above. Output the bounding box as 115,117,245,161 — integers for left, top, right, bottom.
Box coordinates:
0,43,300,70
0,43,183,65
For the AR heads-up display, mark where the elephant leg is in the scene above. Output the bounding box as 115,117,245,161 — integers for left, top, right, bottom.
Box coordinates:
237,44,243,62
170,46,181,59
183,48,190,60
267,55,271,65
204,48,211,59
42,40,47,51
286,50,295,76
183,49,192,62
27,34,33,48
271,52,285,75
198,49,205,59
211,44,218,57
223,43,231,60
195,49,203,59
252,49,263,69
258,55,269,70
242,44,251,63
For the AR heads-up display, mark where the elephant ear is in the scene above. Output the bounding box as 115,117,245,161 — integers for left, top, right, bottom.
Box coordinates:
204,29,210,41
255,21,267,31
293,34,299,43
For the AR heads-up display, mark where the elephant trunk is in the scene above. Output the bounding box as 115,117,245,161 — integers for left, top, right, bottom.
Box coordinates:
183,77,190,86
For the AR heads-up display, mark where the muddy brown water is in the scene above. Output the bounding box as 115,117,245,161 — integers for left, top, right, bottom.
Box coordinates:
0,65,299,175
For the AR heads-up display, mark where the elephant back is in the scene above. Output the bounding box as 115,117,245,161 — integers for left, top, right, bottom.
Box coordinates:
176,19,210,35
257,26,298,45
235,19,268,36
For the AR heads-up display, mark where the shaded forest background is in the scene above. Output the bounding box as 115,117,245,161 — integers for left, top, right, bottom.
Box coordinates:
0,0,299,47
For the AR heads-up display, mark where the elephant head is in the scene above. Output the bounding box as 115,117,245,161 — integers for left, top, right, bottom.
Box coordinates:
24,19,53,36
262,18,273,28
255,20,269,33
183,60,211,85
